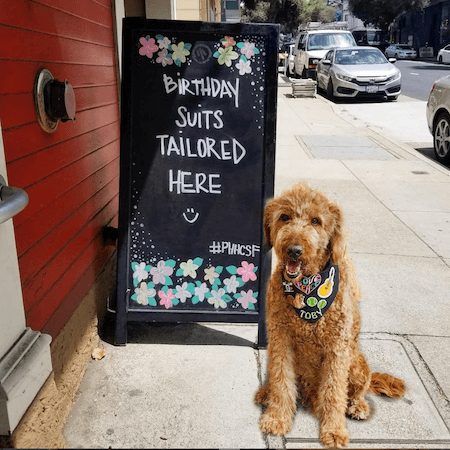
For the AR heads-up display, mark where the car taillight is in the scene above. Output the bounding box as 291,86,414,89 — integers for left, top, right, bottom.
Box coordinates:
430,81,437,95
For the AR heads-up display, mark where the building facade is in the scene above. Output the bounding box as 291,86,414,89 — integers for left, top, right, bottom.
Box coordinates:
390,0,449,54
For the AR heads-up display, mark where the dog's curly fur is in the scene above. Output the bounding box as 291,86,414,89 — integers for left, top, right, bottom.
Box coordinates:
255,182,405,448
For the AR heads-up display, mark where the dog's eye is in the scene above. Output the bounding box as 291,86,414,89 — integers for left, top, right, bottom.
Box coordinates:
311,217,321,225
280,214,290,222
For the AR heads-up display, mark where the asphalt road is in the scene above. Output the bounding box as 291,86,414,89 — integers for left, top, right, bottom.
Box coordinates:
396,59,450,101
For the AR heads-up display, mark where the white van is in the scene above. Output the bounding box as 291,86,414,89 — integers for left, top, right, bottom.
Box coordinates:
293,26,356,79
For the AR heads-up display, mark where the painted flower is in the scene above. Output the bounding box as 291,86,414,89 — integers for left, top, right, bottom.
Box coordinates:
156,49,173,67
216,46,239,67
157,36,171,49
180,259,199,278
240,40,257,59
204,266,220,285
208,288,227,309
175,282,193,303
139,37,158,58
133,282,156,306
171,41,190,63
237,261,257,282
194,282,209,302
151,260,174,284
133,262,149,283
159,288,176,309
236,58,252,75
224,275,239,294
237,289,257,309
222,36,236,48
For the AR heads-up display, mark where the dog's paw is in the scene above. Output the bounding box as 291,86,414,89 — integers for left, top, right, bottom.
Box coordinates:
254,385,270,406
347,398,370,420
260,412,292,436
320,427,350,448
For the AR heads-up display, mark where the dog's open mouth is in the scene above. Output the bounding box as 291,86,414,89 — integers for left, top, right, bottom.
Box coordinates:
284,260,303,279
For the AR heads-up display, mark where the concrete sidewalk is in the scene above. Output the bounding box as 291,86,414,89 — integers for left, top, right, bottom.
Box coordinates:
63,78,450,449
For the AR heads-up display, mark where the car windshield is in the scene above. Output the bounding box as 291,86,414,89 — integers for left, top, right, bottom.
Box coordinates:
335,48,388,65
307,33,355,51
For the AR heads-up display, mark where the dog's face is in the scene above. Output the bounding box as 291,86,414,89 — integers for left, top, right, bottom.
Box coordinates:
264,182,345,282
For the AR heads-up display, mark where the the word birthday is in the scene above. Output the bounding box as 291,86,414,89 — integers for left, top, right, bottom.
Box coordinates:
162,74,240,108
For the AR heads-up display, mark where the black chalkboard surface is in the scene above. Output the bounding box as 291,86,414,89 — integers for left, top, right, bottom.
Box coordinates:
115,18,278,345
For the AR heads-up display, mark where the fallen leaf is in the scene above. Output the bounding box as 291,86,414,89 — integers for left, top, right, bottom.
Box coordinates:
91,348,107,360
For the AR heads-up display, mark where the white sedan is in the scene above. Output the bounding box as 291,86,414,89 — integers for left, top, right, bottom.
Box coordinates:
385,44,417,59
316,47,401,100
426,75,450,165
437,44,450,64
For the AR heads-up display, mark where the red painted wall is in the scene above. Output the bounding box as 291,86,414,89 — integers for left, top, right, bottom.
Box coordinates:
0,0,120,337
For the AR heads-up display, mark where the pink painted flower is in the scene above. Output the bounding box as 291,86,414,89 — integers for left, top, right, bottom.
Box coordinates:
150,260,174,284
159,289,175,309
236,58,252,75
222,36,236,48
240,41,256,59
237,290,257,309
237,261,257,282
156,48,173,66
139,37,158,58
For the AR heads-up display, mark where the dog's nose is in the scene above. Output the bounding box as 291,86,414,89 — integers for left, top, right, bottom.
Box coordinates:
287,245,303,260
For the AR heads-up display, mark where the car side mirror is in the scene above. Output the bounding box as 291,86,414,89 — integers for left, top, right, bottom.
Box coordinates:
322,59,332,65
389,58,397,63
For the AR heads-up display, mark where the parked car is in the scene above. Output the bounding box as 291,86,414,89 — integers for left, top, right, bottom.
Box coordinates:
437,44,450,64
293,27,356,79
279,42,295,75
316,46,401,100
385,44,417,59
426,75,450,165
282,43,296,77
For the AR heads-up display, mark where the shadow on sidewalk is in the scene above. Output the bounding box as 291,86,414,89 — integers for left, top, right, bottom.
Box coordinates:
100,312,255,347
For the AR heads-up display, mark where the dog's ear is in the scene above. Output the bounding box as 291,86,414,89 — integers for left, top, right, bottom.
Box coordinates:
329,203,346,264
263,199,275,248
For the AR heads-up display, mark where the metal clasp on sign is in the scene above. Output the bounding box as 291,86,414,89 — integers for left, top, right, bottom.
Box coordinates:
0,175,29,224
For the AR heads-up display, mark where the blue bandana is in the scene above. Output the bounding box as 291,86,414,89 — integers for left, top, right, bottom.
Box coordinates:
282,262,339,323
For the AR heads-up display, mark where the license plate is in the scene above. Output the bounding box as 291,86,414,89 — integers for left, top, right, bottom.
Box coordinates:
366,85,378,93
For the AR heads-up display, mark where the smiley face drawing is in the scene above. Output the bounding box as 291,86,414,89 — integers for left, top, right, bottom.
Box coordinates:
183,208,200,223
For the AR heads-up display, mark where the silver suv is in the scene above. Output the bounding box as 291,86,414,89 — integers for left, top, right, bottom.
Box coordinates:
293,26,356,79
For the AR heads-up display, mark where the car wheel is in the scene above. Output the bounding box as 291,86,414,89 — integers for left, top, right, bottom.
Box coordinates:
395,53,398,58
439,56,443,64
326,79,334,99
301,68,307,79
433,112,450,164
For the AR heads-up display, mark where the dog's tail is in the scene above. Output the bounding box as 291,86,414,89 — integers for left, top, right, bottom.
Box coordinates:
369,372,405,398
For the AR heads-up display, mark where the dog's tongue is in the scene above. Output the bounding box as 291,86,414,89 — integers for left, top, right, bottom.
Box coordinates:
286,261,302,276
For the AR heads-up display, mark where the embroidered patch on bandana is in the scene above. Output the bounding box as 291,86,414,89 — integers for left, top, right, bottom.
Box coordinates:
282,262,339,323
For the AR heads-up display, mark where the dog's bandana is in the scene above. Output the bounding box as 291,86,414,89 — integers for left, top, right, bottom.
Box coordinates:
282,262,339,323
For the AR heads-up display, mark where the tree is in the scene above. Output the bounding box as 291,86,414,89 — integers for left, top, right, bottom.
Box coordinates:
348,0,427,29
241,0,336,32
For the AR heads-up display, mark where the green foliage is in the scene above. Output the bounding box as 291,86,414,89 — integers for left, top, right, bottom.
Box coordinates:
241,0,336,32
348,0,427,29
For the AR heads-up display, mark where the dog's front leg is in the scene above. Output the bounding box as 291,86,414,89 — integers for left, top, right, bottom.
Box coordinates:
316,349,351,448
259,342,297,436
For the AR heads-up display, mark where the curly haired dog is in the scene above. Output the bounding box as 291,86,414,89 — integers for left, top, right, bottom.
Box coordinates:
255,182,405,448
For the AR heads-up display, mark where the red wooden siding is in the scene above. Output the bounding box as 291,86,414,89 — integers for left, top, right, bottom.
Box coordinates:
0,0,120,337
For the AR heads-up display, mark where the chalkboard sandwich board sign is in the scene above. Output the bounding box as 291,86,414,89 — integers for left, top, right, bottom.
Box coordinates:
115,18,279,345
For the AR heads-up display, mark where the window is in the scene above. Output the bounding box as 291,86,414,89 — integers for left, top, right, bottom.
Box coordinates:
225,0,238,9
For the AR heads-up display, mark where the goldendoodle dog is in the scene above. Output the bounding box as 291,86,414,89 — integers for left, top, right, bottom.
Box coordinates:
255,181,405,448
